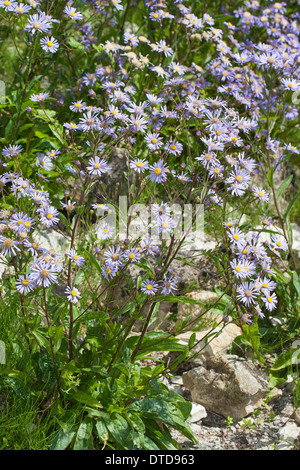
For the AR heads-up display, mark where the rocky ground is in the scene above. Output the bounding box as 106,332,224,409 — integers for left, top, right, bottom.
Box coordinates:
167,377,300,451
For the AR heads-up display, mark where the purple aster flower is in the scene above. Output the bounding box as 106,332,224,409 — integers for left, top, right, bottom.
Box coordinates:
0,236,21,257
15,274,36,294
149,160,168,183
165,140,183,156
161,276,178,295
271,234,288,251
69,100,87,113
39,205,60,227
145,133,163,151
236,281,259,307
124,32,139,47
64,6,83,20
65,248,85,267
103,245,124,267
123,248,141,263
141,279,159,295
2,144,23,157
65,286,81,303
78,110,100,131
25,13,54,35
262,290,277,311
129,159,149,173
11,212,34,233
40,36,59,53
101,261,118,279
86,157,111,177
97,222,114,240
37,154,53,171
30,92,50,103
30,261,58,288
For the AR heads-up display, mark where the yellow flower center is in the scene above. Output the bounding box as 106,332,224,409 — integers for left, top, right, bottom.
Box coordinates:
47,41,54,47
22,280,29,286
146,284,153,290
155,168,162,175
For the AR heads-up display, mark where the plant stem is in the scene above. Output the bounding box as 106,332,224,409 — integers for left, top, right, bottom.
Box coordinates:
43,288,61,396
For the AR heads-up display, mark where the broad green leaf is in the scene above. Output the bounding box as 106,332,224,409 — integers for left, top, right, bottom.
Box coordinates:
105,414,135,450
51,428,76,450
276,175,293,199
74,417,94,450
72,390,102,408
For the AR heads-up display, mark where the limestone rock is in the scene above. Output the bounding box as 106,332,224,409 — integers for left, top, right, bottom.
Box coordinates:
293,409,300,425
176,320,242,358
278,421,300,444
33,228,69,254
182,354,270,421
189,402,207,423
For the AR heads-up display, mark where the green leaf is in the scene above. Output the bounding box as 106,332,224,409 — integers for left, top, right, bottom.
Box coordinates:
276,175,293,200
188,332,196,349
49,123,66,145
284,192,300,220
271,348,300,371
273,267,290,285
74,417,94,450
267,167,274,188
72,390,102,409
105,414,135,450
84,249,103,274
95,419,109,445
51,428,76,450
292,271,300,297
68,37,86,51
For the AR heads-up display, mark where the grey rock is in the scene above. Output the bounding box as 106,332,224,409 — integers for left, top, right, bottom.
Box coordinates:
182,354,270,421
268,387,283,402
294,408,300,425
33,228,69,254
175,318,242,359
280,403,295,418
278,421,300,444
189,402,207,423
